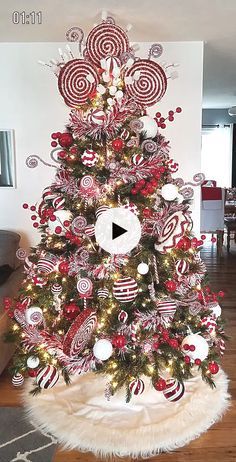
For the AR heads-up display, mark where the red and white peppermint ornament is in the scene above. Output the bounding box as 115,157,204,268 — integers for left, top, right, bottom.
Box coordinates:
36,365,59,389
113,277,138,303
81,149,99,167
97,287,109,298
168,159,179,173
63,308,97,356
12,373,24,387
51,283,62,295
25,306,43,326
95,205,109,219
176,259,189,275
89,109,106,125
86,23,129,67
132,153,144,166
201,316,217,334
118,310,128,323
71,216,87,235
125,59,167,107
163,379,185,402
84,224,95,237
80,175,95,190
58,59,99,107
37,253,58,274
157,300,177,324
129,378,145,396
77,277,93,298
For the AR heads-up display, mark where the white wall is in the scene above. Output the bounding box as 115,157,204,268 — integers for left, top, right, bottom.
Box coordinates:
0,42,203,249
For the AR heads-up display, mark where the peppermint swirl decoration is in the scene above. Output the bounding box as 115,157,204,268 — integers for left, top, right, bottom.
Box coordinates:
129,119,144,133
120,51,135,65
141,139,157,153
66,27,84,43
179,186,194,200
149,43,163,59
78,248,90,262
63,309,97,357
71,216,87,235
16,248,27,261
77,277,93,297
58,59,99,107
80,175,95,190
86,23,130,67
125,59,167,107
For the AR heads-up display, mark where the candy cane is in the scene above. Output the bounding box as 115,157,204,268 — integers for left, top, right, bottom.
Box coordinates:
152,255,159,284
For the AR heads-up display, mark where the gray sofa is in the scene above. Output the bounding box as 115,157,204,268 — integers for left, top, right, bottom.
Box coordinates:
0,230,24,375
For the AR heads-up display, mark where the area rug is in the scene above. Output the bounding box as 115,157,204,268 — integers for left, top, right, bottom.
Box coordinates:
0,407,57,462
23,368,230,458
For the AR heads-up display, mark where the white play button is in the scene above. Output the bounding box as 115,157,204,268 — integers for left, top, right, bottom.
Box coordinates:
95,207,141,254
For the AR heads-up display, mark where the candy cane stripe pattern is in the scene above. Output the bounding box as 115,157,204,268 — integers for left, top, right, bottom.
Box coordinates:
163,379,185,402
12,373,24,387
155,211,190,253
125,59,167,107
96,205,109,219
77,277,93,297
90,109,106,125
113,277,138,303
97,287,109,298
84,224,95,237
81,149,99,167
37,253,57,274
129,378,145,396
36,365,59,389
176,259,189,275
63,309,97,357
86,23,130,67
58,59,99,107
157,300,177,319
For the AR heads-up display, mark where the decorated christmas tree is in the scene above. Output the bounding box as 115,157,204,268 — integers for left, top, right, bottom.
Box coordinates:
5,15,229,456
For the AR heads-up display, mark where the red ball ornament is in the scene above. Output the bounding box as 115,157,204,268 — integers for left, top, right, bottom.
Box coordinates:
218,291,225,298
176,107,182,113
63,303,80,321
112,138,124,152
195,358,202,365
28,368,38,377
184,355,191,364
58,150,67,159
143,207,152,218
33,223,39,228
208,361,219,375
51,133,58,140
168,338,179,349
23,203,29,209
211,236,217,243
112,334,127,348
177,236,191,251
165,280,177,292
51,141,57,148
58,261,69,274
58,133,74,148
55,226,62,234
154,378,166,391
201,234,206,240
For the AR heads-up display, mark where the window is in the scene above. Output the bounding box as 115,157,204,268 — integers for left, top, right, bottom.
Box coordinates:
0,130,15,187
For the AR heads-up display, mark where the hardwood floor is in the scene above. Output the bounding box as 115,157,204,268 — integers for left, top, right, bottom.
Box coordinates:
0,241,235,462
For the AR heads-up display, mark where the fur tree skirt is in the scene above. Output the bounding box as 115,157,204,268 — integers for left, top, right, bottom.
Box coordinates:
22,369,230,458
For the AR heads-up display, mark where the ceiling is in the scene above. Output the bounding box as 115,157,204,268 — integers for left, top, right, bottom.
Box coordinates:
0,0,236,108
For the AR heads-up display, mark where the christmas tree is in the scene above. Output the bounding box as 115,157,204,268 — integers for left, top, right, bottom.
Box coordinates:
6,18,226,407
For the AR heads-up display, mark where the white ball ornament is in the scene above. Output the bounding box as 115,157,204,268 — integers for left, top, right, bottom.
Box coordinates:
93,339,113,361
48,210,72,236
181,334,209,361
161,184,178,201
27,356,40,369
209,302,222,318
137,262,149,275
139,116,158,139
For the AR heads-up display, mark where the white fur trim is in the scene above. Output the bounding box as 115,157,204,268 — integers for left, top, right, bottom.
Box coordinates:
22,369,230,458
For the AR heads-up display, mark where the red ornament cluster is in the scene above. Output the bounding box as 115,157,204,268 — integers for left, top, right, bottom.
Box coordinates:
155,107,182,129
131,178,159,196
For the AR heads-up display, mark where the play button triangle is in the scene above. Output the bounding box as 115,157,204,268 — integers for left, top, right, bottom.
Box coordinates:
112,222,127,240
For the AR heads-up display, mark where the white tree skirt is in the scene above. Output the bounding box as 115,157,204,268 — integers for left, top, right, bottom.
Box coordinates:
23,369,230,458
